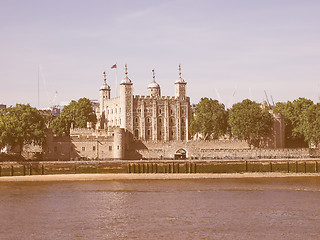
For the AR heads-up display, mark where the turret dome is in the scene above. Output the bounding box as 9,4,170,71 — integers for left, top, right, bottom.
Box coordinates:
175,64,186,84
120,75,132,85
100,82,110,90
120,64,132,85
147,69,161,97
100,72,111,91
175,76,186,84
148,80,160,89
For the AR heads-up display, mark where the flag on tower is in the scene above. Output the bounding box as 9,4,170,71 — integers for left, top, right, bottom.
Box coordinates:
111,64,117,69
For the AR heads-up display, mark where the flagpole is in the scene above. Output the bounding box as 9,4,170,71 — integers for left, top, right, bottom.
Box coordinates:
38,65,40,109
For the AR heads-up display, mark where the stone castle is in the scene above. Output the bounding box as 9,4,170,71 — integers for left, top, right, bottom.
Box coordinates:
97,64,190,142
41,64,287,161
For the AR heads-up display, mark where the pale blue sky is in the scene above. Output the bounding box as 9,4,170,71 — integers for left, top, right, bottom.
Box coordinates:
1,0,320,108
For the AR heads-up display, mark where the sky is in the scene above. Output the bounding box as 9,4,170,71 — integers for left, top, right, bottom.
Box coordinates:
1,0,320,109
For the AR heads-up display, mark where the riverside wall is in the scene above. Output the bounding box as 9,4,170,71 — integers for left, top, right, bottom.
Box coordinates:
1,159,320,177
131,139,315,159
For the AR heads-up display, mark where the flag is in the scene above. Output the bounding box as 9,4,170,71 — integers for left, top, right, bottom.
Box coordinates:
111,64,117,69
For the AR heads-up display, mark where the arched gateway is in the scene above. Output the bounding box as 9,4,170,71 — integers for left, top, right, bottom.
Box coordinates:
174,148,187,160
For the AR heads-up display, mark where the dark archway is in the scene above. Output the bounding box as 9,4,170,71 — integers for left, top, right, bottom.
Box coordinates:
174,148,187,160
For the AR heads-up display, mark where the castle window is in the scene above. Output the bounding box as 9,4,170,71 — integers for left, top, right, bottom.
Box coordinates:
135,117,138,123
159,109,162,114
159,130,162,136
117,146,120,150
119,118,121,124
159,118,162,123
147,117,150,123
111,109,113,114
93,146,96,151
109,146,112,151
182,109,185,114
170,109,173,114
147,129,151,136
82,147,85,151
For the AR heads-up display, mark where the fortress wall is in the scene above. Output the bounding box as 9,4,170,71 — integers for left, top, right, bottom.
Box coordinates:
130,139,311,159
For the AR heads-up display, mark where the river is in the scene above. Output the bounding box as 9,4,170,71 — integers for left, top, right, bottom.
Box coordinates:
0,177,320,239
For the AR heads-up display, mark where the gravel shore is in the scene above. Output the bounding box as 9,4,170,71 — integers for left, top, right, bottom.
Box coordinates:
1,172,320,182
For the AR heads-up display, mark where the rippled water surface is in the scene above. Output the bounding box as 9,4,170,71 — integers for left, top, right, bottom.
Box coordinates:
1,177,320,239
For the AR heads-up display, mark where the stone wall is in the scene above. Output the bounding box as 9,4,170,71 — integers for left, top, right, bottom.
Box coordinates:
129,139,312,160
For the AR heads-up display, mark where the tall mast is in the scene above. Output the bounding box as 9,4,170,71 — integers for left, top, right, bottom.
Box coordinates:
38,65,40,108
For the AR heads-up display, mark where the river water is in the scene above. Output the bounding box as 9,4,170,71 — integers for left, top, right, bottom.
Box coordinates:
0,177,320,239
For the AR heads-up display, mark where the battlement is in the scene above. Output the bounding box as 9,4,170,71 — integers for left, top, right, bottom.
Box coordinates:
134,95,178,100
70,128,108,137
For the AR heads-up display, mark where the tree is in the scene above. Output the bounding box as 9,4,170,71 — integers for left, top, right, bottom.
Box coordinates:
190,98,228,140
0,104,46,154
284,98,313,138
228,99,272,147
50,97,97,136
302,103,320,146
273,98,313,147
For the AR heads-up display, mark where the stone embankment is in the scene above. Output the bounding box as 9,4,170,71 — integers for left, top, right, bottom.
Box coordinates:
1,159,320,177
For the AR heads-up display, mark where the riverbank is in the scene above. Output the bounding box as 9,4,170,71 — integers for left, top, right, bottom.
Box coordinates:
1,172,320,182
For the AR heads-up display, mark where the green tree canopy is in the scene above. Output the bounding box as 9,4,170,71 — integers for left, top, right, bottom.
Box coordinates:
190,98,228,140
302,103,320,146
228,99,272,147
0,104,46,154
273,98,313,147
50,97,97,136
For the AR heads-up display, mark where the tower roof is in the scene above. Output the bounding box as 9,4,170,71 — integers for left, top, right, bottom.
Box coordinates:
175,64,186,84
148,69,160,89
120,64,132,85
100,71,111,91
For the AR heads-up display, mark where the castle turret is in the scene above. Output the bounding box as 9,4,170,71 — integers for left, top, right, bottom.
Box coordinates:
120,64,133,132
147,69,161,98
99,71,111,112
175,64,187,99
99,72,111,129
113,128,125,159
